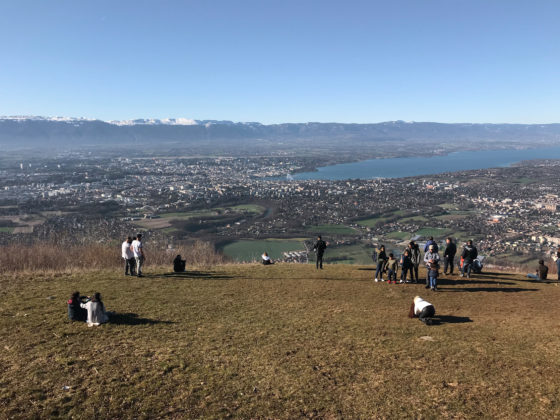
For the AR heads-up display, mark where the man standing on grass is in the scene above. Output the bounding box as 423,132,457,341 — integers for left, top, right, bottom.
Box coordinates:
443,237,457,275
460,240,478,278
121,236,135,276
131,233,145,277
313,235,327,270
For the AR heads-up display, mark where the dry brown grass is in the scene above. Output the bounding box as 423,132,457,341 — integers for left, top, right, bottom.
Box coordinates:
0,241,226,273
1,264,559,418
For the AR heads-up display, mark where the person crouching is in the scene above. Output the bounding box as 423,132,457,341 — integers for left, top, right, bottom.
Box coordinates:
409,296,436,325
80,292,109,327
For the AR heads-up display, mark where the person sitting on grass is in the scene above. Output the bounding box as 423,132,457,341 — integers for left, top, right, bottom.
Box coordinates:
80,292,109,327
408,296,436,325
386,253,398,284
261,252,274,265
67,291,87,322
173,254,186,272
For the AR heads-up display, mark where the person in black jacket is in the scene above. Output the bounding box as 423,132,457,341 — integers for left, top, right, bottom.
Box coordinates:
173,254,186,272
460,240,478,278
67,291,87,322
313,236,327,269
443,237,457,275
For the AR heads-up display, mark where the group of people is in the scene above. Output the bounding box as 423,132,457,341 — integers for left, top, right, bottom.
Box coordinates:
121,234,145,277
67,291,110,327
373,237,480,291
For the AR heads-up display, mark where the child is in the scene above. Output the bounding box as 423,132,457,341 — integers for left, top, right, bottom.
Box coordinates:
400,250,413,283
386,253,398,284
426,259,439,291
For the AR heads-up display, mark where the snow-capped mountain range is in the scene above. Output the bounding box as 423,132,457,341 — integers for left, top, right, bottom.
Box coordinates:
1,115,560,149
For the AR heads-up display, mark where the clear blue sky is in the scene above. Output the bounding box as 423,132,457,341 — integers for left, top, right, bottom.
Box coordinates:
1,0,559,124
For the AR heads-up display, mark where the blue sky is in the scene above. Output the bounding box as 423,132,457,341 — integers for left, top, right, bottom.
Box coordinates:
1,0,559,124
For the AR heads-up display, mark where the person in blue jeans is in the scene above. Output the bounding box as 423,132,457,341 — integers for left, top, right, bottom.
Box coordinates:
374,245,388,282
424,244,440,291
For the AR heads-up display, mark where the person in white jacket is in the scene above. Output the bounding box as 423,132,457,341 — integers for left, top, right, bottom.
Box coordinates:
408,296,436,325
80,292,109,327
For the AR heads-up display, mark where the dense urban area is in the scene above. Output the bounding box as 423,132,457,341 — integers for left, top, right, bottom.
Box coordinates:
1,152,559,268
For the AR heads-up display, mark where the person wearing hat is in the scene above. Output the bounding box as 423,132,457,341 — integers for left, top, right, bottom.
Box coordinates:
424,244,440,291
408,296,436,325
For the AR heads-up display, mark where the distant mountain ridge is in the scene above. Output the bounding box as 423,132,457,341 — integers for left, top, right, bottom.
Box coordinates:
1,116,560,149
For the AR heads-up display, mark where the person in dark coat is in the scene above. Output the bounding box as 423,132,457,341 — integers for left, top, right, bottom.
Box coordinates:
313,236,327,270
400,249,413,283
407,241,421,283
556,246,560,281
67,291,87,322
460,240,478,278
443,237,457,275
424,236,439,253
173,254,186,272
374,245,388,282
537,260,548,280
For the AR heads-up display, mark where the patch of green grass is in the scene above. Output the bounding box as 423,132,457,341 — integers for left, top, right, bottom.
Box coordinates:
385,231,410,240
323,243,373,264
400,215,429,223
1,265,559,418
357,210,408,228
228,204,265,214
306,224,356,235
221,239,305,261
514,177,536,184
415,227,451,238
0,227,13,233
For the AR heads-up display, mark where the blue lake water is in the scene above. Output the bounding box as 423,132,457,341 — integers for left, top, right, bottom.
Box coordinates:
291,146,560,180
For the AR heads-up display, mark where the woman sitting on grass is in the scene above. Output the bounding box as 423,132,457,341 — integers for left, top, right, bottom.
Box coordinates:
261,252,274,265
408,296,436,325
67,291,87,322
80,292,109,327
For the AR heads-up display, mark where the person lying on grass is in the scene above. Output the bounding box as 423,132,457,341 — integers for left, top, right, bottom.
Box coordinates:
80,292,110,327
408,296,436,325
262,252,274,265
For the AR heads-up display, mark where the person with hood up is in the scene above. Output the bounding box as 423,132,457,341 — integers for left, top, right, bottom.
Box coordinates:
424,236,439,253
460,240,478,278
408,296,436,325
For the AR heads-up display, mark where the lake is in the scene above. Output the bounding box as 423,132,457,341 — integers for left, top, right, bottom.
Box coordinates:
290,146,560,180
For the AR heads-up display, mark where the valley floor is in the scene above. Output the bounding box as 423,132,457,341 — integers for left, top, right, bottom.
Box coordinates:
1,264,559,418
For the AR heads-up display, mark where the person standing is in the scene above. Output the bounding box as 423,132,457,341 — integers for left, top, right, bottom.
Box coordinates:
131,233,145,277
408,241,421,283
386,253,398,284
443,237,457,275
313,235,327,270
374,245,388,282
460,240,478,278
424,244,440,291
556,246,560,281
121,236,135,276
408,296,436,325
400,249,413,283
424,236,439,253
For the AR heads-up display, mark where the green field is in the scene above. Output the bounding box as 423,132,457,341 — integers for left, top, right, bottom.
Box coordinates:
221,239,306,261
322,243,374,264
415,227,452,238
161,204,265,220
356,210,408,228
384,231,411,240
0,227,14,233
2,265,559,418
306,224,356,235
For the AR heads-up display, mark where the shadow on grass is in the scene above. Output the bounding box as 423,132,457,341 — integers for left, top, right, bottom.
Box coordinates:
149,271,235,280
431,315,473,325
518,278,560,285
439,287,538,293
438,278,515,286
110,313,175,325
357,268,376,271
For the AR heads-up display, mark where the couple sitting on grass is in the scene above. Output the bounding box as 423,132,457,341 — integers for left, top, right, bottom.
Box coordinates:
68,291,110,327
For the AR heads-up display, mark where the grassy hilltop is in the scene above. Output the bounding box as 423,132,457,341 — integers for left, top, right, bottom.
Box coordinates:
1,264,560,418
